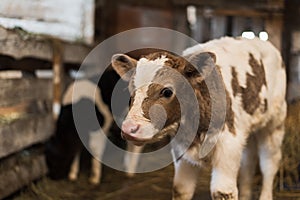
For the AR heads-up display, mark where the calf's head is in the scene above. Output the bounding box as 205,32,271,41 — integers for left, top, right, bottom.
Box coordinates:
111,52,216,146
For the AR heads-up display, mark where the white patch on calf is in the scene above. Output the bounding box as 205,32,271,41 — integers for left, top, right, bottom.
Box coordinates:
128,86,149,120
123,56,169,140
124,85,160,141
63,80,96,105
128,56,169,121
134,56,168,88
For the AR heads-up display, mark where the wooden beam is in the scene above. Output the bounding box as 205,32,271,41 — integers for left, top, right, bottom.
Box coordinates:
172,0,284,10
265,15,283,51
102,0,173,10
0,0,95,44
0,26,91,64
52,40,64,119
0,100,51,117
291,31,300,53
0,113,53,158
212,9,282,18
0,78,52,107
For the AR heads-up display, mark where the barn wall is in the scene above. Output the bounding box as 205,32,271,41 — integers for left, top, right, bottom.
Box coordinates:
0,73,54,199
0,1,94,197
284,0,300,101
0,0,95,44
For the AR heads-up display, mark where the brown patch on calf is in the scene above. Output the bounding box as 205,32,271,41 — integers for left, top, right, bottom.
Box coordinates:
225,89,236,135
197,81,212,133
230,54,268,118
241,53,267,115
213,192,234,200
143,52,215,142
213,65,236,135
138,51,237,141
145,52,189,80
142,83,180,129
143,51,185,68
263,98,268,113
143,51,200,77
231,67,241,97
143,51,170,61
178,79,213,147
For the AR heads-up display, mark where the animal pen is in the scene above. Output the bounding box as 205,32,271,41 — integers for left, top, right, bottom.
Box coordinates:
0,0,93,198
0,0,299,199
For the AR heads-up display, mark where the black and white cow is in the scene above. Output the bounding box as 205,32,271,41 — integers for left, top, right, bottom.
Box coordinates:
111,37,287,200
46,79,113,184
46,73,143,183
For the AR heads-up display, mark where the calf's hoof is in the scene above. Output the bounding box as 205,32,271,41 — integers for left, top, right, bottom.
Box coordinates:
89,176,100,185
212,192,235,200
126,172,135,178
68,173,78,181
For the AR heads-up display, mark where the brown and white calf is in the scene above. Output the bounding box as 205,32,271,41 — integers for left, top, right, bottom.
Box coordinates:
111,37,286,200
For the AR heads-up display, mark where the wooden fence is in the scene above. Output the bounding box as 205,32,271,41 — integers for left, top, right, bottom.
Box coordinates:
0,75,54,199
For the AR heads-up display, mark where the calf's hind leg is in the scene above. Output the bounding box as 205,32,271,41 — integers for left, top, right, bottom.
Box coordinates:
257,124,285,200
89,130,106,184
238,135,258,200
69,152,81,181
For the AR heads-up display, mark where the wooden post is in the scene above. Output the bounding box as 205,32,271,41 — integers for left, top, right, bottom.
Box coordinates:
52,39,64,120
265,15,283,51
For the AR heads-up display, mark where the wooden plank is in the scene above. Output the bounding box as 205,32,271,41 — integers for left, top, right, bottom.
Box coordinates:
0,146,47,199
211,16,226,39
115,5,174,32
0,78,52,107
52,40,64,119
105,0,173,9
0,113,54,158
112,5,176,50
0,26,91,63
0,0,95,44
212,9,282,18
266,15,283,51
0,70,22,78
0,100,52,117
172,0,284,10
291,31,300,53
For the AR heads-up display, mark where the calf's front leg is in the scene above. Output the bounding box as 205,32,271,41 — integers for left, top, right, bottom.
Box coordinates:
124,142,144,177
172,159,199,200
210,133,244,200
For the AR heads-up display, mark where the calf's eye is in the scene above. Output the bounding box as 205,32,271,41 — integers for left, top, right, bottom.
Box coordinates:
160,88,173,98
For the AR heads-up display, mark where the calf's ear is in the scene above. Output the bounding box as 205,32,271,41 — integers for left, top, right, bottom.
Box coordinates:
111,54,137,81
184,52,216,82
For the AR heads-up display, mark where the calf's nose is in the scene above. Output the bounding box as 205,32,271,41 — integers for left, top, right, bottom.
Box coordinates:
121,121,140,135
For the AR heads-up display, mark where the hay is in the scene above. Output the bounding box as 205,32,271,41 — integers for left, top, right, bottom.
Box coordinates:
282,100,300,189
10,101,300,199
